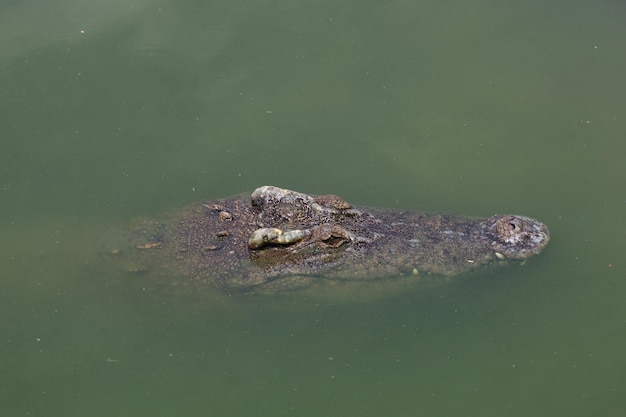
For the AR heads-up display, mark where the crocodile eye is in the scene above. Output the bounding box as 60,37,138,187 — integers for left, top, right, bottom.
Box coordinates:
321,235,349,248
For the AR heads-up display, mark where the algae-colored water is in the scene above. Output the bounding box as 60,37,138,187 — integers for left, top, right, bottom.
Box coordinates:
2,1,625,416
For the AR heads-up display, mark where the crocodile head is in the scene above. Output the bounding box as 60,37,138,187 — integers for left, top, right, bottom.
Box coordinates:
485,214,550,260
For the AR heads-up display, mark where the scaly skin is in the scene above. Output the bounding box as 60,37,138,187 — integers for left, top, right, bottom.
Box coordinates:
118,186,550,292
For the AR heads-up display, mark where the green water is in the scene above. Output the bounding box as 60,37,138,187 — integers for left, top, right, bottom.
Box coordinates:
2,0,625,415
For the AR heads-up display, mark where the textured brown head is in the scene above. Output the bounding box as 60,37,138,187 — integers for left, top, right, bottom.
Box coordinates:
485,215,550,260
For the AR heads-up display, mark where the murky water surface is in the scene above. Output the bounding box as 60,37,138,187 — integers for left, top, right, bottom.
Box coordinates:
2,1,625,416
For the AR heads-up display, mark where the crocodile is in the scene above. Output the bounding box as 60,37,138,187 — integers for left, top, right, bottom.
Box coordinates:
111,185,550,292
